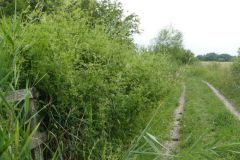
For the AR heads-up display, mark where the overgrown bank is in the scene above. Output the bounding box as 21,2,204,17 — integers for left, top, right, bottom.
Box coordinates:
0,1,192,159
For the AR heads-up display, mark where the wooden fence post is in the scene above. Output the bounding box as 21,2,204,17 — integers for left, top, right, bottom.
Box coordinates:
6,88,47,160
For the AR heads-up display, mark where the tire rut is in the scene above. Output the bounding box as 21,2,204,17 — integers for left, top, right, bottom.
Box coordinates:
203,81,240,120
163,85,186,157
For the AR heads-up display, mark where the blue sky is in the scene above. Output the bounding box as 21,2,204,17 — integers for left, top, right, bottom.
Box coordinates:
119,0,240,55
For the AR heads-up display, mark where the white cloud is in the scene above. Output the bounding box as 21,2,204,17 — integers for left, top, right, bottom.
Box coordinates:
119,0,240,55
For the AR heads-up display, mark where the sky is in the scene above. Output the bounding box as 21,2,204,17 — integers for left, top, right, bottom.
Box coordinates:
119,0,240,55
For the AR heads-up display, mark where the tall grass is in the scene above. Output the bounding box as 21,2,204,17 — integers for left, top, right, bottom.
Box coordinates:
0,79,41,159
177,72,240,159
188,61,240,110
0,2,183,159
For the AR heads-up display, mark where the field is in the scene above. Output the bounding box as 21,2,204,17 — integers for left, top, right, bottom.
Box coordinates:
200,61,233,66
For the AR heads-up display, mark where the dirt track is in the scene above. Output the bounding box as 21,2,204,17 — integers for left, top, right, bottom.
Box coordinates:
164,85,186,156
203,81,240,120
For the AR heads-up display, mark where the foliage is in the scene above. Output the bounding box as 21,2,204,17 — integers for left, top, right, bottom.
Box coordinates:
93,0,140,41
232,58,240,82
0,0,63,16
124,85,182,160
177,76,240,160
189,61,240,111
0,0,140,43
153,26,183,49
197,53,233,62
151,26,195,64
0,1,180,159
126,62,240,160
0,95,34,160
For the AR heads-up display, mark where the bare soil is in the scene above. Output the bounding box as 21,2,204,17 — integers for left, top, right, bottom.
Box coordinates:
164,85,186,156
204,81,240,120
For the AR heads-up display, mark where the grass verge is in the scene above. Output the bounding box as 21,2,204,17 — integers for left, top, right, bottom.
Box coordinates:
177,76,240,160
125,84,182,160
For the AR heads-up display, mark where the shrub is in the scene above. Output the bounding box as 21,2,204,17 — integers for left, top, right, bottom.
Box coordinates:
0,2,179,160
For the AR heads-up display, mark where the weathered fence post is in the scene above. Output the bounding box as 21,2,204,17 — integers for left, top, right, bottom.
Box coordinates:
6,88,47,160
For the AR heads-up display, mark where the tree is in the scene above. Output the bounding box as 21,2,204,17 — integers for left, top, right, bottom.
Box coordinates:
0,0,63,16
196,53,233,62
151,26,194,64
204,53,218,61
181,49,195,64
0,0,139,42
196,55,204,61
218,54,232,61
82,0,140,41
153,26,183,51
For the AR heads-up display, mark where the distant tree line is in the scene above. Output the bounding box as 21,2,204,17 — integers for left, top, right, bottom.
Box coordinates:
196,53,234,62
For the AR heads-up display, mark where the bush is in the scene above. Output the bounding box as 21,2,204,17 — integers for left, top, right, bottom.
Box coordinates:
0,8,180,160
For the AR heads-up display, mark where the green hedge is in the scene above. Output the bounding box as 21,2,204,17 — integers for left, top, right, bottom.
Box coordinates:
0,9,180,160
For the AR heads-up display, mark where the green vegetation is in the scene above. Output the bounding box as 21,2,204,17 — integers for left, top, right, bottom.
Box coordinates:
121,62,240,160
0,0,62,16
125,85,182,160
0,1,192,159
192,61,240,110
0,93,37,160
177,75,240,159
151,26,195,64
2,0,240,160
196,53,234,62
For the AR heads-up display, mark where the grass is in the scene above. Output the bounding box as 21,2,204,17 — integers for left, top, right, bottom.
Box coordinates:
0,4,183,159
124,83,182,160
200,61,233,66
124,63,240,160
195,62,240,111
177,75,240,159
1,1,238,159
0,89,36,160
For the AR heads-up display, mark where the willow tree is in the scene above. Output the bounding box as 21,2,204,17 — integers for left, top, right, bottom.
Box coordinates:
152,26,194,64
